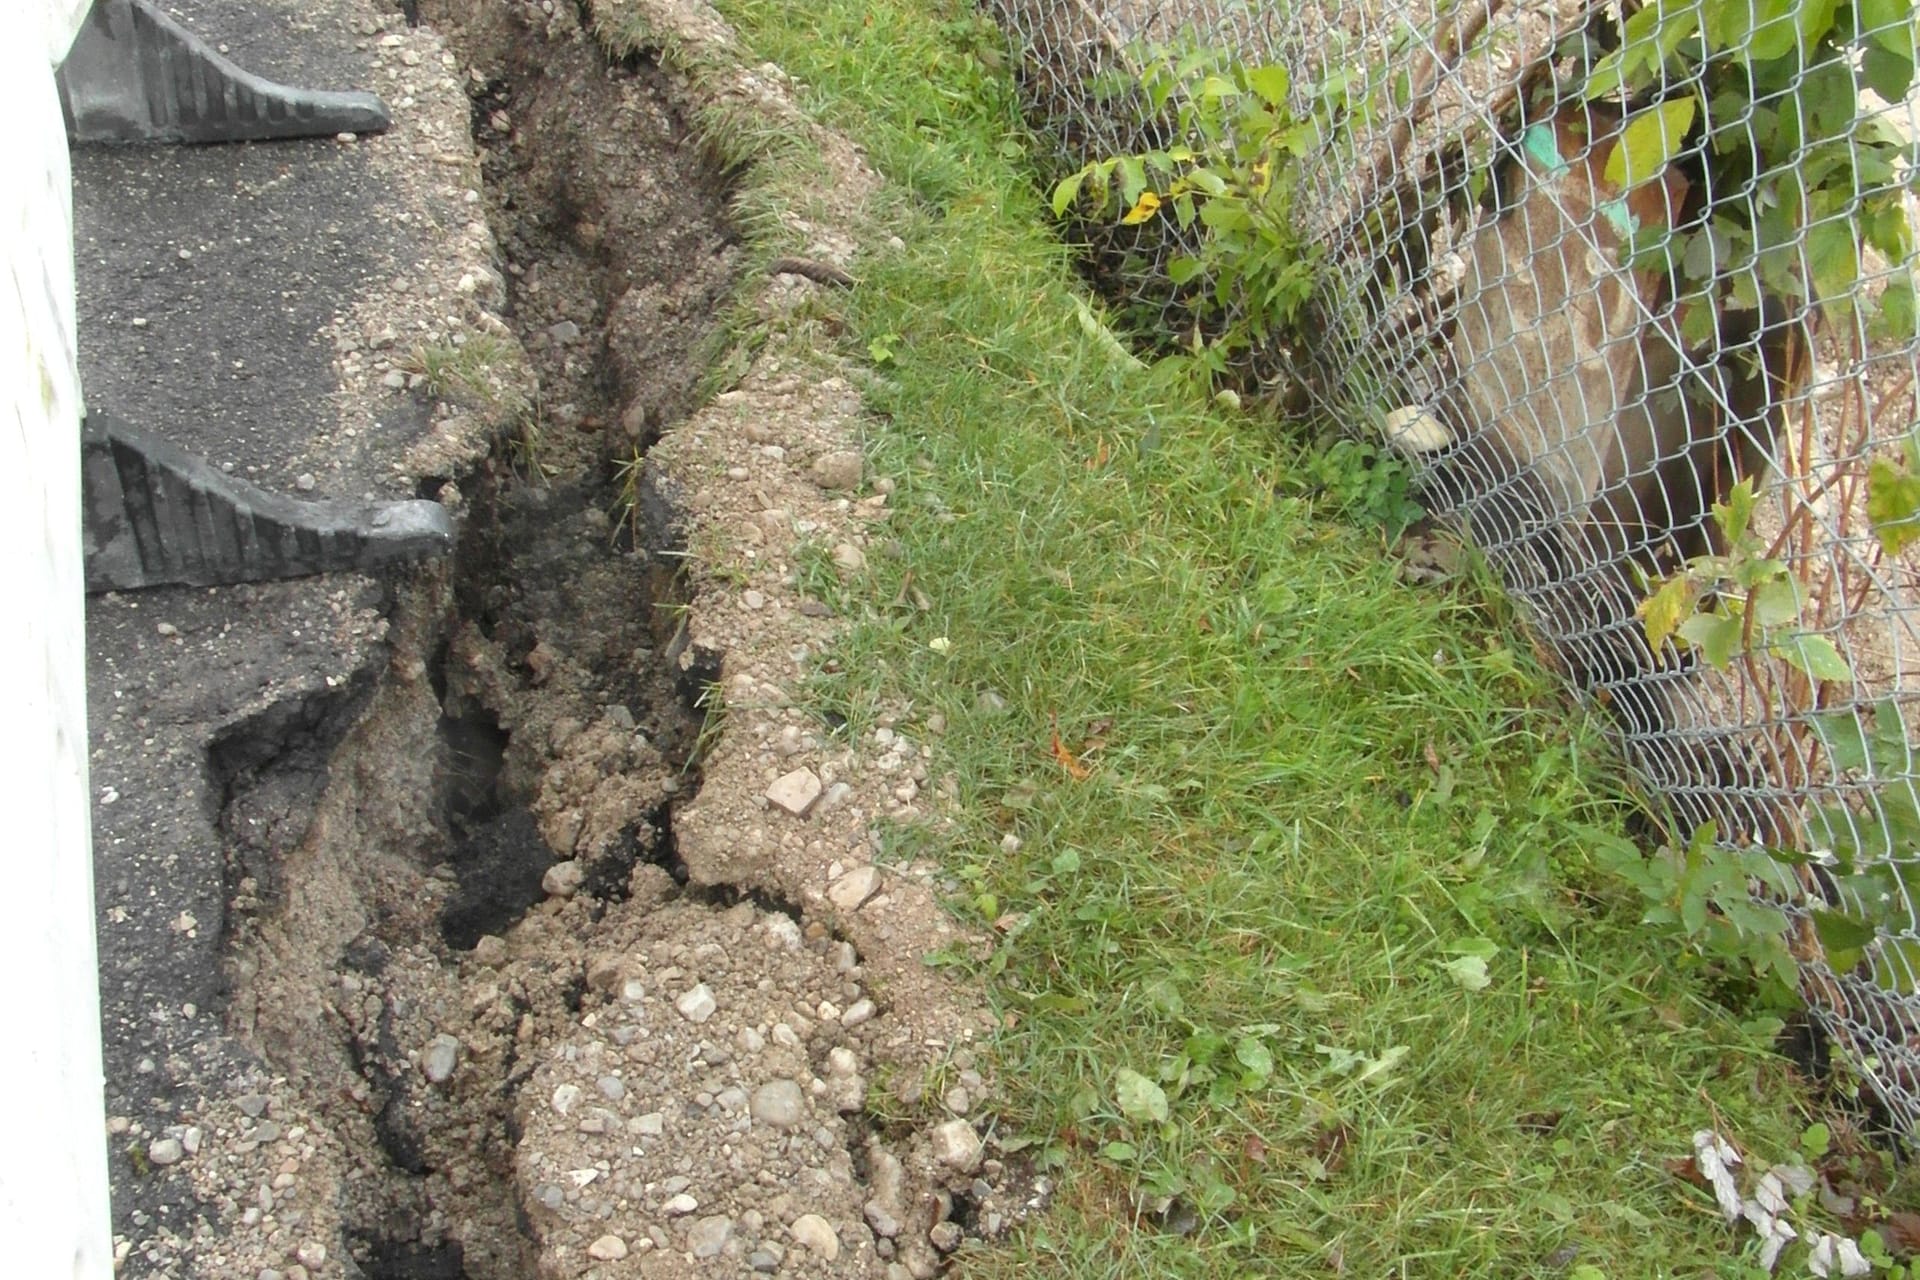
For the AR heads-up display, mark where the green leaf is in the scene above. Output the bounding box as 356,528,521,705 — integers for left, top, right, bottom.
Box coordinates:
1051,168,1088,217
1185,166,1229,197
1115,1067,1170,1124
1875,276,1918,345
1861,0,1917,57
1805,218,1861,316
1863,42,1916,102
1869,456,1920,554
1714,478,1758,545
1750,577,1804,629
1443,954,1492,991
1351,1044,1409,1086
1101,1140,1138,1162
1604,97,1697,190
1772,633,1853,682
1234,1036,1274,1084
1678,612,1745,668
1116,155,1148,205
1714,0,1822,61
1877,937,1920,994
1051,848,1082,874
1167,255,1205,286
1813,710,1873,773
1184,1028,1227,1064
1246,63,1290,108
1812,908,1879,955
1584,49,1630,100
1680,885,1709,936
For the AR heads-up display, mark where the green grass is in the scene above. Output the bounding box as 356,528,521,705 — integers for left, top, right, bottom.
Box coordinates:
615,0,1848,1273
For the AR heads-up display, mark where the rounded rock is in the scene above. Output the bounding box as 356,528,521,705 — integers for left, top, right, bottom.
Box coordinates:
790,1213,841,1260
541,860,584,897
810,450,863,491
422,1034,462,1084
586,1234,629,1262
675,983,718,1023
865,1200,902,1238
148,1137,184,1166
930,1119,984,1172
688,1214,733,1258
751,1079,805,1129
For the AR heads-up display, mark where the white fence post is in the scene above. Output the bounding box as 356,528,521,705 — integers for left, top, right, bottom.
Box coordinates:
2,3,113,1276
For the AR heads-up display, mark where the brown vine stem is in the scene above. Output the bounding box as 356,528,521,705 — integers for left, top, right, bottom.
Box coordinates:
1330,0,1508,255
1066,0,1141,77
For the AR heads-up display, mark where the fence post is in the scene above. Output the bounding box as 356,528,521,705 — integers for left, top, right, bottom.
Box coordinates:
1,3,113,1276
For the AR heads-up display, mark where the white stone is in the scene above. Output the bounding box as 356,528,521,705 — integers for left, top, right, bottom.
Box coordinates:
751,1079,805,1129
688,1215,733,1258
541,860,584,897
828,865,879,912
841,998,876,1028
586,1235,628,1261
663,1193,699,1216
766,768,823,816
1381,404,1453,454
676,984,717,1023
789,1214,840,1260
930,1119,983,1172
422,1034,461,1084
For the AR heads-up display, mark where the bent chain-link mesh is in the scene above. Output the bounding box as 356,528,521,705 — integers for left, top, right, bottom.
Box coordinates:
990,0,1920,1129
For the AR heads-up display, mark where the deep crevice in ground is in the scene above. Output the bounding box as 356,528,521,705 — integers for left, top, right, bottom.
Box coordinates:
212,2,747,1274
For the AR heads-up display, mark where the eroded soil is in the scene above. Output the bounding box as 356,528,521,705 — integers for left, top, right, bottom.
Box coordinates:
152,2,1023,1278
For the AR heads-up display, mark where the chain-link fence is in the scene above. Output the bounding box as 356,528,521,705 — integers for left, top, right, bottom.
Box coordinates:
988,0,1920,1128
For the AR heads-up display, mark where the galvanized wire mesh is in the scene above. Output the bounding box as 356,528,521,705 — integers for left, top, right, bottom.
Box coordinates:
991,0,1920,1128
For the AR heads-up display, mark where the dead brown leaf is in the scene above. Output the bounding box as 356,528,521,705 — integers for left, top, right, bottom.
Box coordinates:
1876,1210,1920,1258
1311,1121,1352,1178
1516,1110,1565,1135
1049,713,1091,781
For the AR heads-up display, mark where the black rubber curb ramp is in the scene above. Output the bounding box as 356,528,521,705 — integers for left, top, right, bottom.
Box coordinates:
58,0,391,145
60,0,452,591
82,413,453,593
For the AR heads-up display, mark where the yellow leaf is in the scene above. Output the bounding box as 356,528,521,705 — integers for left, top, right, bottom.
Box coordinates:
1637,573,1700,652
1120,190,1162,225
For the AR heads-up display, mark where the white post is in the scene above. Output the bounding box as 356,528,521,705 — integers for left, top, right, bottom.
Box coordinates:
1,4,113,1276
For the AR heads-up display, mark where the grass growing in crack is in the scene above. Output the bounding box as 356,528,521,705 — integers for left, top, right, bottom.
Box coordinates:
402,333,525,410
678,0,1848,1274
404,333,546,482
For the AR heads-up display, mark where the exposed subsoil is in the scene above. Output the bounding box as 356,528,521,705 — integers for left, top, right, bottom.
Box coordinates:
173,2,1022,1277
